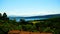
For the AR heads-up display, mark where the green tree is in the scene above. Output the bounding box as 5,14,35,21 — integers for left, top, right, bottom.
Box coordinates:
2,12,8,20
0,13,2,20
3,12,7,18
0,13,2,17
19,18,26,24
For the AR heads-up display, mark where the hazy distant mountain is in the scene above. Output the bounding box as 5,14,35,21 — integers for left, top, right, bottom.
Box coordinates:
9,14,60,18
8,14,60,21
29,14,60,18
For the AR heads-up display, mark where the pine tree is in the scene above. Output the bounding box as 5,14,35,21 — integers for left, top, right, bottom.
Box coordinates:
0,13,2,17
0,13,2,20
2,12,7,20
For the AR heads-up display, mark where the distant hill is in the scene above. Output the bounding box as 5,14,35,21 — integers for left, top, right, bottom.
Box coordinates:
8,14,60,19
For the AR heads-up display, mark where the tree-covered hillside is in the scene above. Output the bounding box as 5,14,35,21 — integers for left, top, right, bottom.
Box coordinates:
0,13,60,34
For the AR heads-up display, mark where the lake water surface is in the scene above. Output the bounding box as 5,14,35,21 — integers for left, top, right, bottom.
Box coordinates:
9,17,47,22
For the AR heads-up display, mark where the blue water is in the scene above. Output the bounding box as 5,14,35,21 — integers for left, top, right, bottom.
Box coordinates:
9,17,47,22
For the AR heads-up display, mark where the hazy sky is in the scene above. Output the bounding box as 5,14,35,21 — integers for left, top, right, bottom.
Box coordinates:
0,0,60,16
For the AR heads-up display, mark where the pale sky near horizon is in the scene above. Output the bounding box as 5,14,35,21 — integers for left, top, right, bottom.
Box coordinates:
0,0,60,16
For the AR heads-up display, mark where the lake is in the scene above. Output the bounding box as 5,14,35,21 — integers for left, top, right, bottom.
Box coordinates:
9,17,47,22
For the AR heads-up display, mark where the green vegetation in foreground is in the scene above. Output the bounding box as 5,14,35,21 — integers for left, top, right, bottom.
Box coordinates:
0,12,60,34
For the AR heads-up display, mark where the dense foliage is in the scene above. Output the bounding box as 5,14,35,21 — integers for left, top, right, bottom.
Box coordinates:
0,13,60,34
